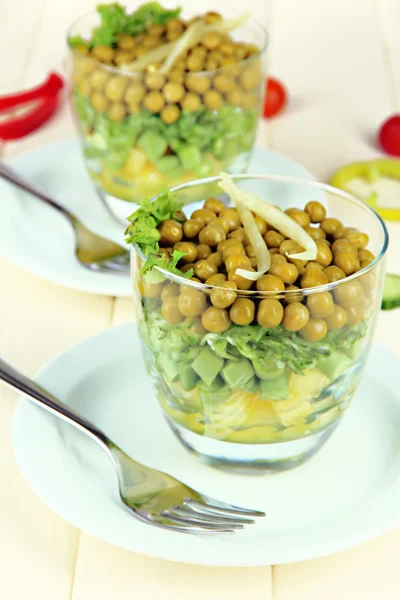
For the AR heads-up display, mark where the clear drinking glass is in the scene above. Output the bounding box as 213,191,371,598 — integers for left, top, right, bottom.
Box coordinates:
66,4,268,221
132,174,388,473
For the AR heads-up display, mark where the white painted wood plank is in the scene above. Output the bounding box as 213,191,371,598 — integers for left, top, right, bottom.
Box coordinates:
268,0,394,181
376,0,400,110
0,257,113,600
112,297,136,326
71,535,272,600
273,527,400,600
0,0,46,93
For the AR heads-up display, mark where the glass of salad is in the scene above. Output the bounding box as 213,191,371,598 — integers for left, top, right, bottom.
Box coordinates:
126,173,388,473
67,3,268,221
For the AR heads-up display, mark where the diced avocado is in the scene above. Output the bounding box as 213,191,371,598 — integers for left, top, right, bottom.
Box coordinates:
221,358,254,388
137,131,167,163
158,353,180,382
156,156,183,178
179,363,199,392
178,146,202,170
242,376,258,394
182,346,201,363
192,346,224,386
252,358,285,381
318,352,352,380
260,375,290,401
199,377,231,409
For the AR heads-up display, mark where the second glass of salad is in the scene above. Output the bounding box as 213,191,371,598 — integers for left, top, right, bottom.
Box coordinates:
126,174,388,473
67,2,268,221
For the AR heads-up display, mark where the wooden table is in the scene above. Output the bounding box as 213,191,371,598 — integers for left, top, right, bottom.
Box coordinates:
1,0,400,597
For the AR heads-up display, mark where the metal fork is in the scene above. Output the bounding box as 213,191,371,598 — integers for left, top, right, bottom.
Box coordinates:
0,161,130,273
0,358,265,534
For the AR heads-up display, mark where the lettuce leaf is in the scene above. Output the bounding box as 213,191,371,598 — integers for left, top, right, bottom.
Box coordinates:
203,322,368,374
140,306,368,379
78,2,181,48
125,190,193,279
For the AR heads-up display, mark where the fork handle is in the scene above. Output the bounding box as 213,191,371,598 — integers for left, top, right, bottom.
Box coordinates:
0,357,110,449
0,161,75,226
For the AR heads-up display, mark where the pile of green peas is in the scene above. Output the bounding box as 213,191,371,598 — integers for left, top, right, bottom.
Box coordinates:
140,197,377,341
72,10,261,124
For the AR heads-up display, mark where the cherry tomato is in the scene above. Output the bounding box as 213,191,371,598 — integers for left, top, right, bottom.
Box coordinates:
378,114,400,157
263,77,287,118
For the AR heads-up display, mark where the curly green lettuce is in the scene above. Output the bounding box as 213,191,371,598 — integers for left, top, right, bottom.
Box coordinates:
125,190,193,279
141,306,368,376
69,3,181,48
203,322,368,374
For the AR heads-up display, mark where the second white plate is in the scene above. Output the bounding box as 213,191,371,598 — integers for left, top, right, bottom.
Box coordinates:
1,140,318,297
12,323,400,566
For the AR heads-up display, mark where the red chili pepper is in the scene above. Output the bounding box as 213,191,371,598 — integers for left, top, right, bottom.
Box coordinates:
0,72,63,111
0,72,64,141
0,96,61,140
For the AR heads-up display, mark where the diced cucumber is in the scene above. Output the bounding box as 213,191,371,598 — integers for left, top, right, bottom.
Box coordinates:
199,377,231,409
252,358,285,381
137,131,167,163
156,156,183,178
260,375,290,401
318,352,352,380
192,346,224,386
183,346,201,363
179,363,199,391
158,353,180,382
382,274,400,310
178,146,202,170
221,358,254,388
242,376,258,394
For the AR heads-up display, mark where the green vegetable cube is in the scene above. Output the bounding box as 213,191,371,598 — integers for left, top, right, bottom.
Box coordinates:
252,358,285,381
179,364,199,391
199,377,230,409
259,376,290,401
221,358,254,388
192,346,224,386
137,130,167,163
156,156,183,178
318,352,352,380
178,146,202,170
158,353,180,382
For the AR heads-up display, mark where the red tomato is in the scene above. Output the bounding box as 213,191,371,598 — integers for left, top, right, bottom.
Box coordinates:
263,78,287,118
378,114,400,157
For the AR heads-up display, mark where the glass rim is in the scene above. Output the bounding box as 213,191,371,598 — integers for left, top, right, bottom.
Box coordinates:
66,5,268,79
133,173,389,296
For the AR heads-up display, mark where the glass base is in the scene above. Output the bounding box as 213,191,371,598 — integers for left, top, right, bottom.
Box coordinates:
166,417,339,474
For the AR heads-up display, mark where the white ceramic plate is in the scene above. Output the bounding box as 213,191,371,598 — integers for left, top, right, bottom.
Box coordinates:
1,140,319,297
12,323,400,566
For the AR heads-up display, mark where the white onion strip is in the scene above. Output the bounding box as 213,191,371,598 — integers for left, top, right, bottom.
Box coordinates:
219,174,317,262
121,14,249,72
159,21,205,74
241,193,317,260
219,173,270,281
